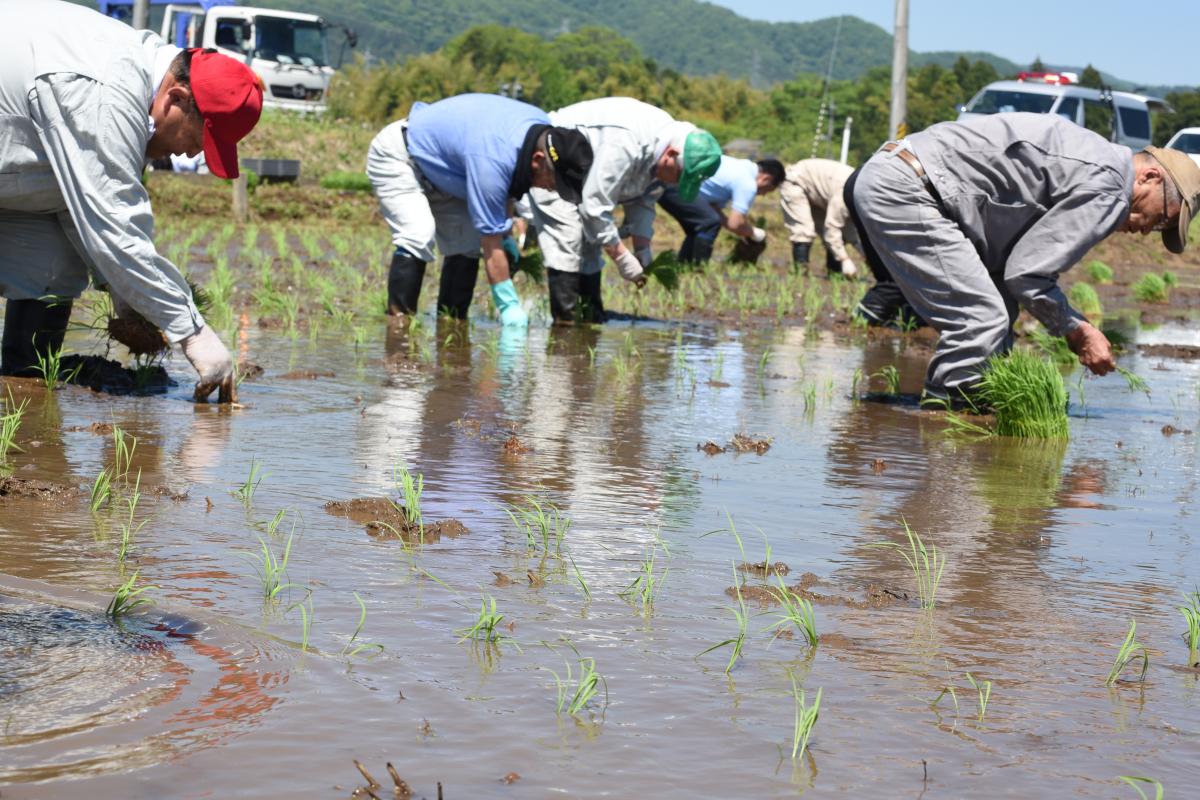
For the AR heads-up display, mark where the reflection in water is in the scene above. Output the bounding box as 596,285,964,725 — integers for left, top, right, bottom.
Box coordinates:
0,592,282,783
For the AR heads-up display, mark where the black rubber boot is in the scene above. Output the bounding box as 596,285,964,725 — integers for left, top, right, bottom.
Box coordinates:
547,268,606,324
387,251,426,315
691,236,715,264
825,246,842,277
437,254,479,320
791,242,811,274
1,298,73,377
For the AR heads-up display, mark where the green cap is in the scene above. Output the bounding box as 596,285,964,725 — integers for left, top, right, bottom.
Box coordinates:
676,130,722,202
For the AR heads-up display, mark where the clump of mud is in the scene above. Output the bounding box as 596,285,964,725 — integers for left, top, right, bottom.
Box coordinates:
727,571,905,610
237,362,265,381
324,497,468,542
1138,343,1200,360
502,434,531,455
0,476,80,501
728,433,772,454
698,433,772,456
106,316,169,356
60,355,173,395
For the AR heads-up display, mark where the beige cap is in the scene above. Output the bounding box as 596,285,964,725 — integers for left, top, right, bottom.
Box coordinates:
1143,146,1200,253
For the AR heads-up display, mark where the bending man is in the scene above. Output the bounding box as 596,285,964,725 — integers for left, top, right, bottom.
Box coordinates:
658,156,785,263
367,93,593,326
0,0,262,401
780,158,860,277
852,113,1200,403
530,97,722,323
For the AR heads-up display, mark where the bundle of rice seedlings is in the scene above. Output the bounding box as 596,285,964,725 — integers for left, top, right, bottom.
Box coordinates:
643,251,685,292
976,349,1069,439
1069,282,1103,318
1132,273,1169,304
106,279,212,356
1085,259,1113,284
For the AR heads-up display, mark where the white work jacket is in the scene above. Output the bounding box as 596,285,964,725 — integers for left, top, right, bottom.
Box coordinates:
549,98,676,248
0,0,201,342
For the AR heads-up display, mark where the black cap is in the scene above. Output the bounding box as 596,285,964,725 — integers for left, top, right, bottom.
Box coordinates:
546,127,593,204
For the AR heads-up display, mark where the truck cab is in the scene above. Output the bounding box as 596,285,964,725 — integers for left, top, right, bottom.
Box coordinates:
958,73,1169,151
99,0,354,113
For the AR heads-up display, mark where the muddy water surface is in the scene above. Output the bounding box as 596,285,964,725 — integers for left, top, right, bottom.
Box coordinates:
1,319,1198,798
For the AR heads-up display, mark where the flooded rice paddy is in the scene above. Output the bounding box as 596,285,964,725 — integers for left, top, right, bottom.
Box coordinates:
1,309,1198,798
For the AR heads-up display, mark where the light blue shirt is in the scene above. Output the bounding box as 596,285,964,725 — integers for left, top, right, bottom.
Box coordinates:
405,93,550,236
698,156,759,214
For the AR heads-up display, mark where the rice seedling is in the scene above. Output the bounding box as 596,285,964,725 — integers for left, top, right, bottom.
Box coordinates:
867,520,944,611
965,672,992,721
1086,259,1114,283
106,571,157,618
566,550,591,601
116,471,145,564
1105,619,1149,686
757,348,771,381
1161,270,1178,288
341,591,384,658
699,564,749,674
320,171,373,192
89,467,113,513
457,594,508,644
802,285,824,323
1132,273,1169,304
505,496,570,556
1179,590,1200,667
618,546,668,614
233,457,267,507
789,674,821,761
711,351,725,382
1116,366,1151,398
550,654,607,716
976,349,1069,439
240,523,299,601
32,346,82,389
0,394,28,463
393,464,424,532
767,576,818,648
289,591,314,653
850,367,865,400
801,381,818,413
930,683,959,715
874,365,901,395
111,425,137,481
1069,282,1103,318
264,509,288,537
1118,776,1164,800
1028,328,1077,367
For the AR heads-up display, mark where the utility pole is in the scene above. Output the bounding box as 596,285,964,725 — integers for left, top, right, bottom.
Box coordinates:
840,117,853,165
132,0,150,30
889,0,909,139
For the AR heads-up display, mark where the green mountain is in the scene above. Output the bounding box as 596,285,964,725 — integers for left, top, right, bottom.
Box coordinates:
252,0,1022,85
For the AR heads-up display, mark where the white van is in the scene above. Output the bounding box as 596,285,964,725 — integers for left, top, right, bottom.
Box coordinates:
1165,128,1200,168
958,75,1169,151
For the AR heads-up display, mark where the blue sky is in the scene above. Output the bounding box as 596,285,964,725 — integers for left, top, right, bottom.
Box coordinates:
711,1,1199,87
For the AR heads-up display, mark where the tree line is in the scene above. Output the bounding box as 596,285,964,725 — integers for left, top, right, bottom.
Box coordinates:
328,25,1200,163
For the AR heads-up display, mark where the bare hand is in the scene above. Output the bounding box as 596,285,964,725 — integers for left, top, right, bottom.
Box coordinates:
1066,321,1115,376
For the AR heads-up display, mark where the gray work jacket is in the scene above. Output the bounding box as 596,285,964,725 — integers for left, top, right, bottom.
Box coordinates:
549,98,676,248
909,113,1133,336
0,0,201,342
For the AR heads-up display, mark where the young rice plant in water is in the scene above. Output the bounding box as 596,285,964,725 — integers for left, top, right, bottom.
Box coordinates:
699,563,749,673
1179,590,1199,668
1106,619,1149,686
1068,282,1103,318
867,521,944,611
234,457,267,507
1086,259,1114,284
1132,273,1169,304
976,349,1069,439
505,496,570,556
393,464,423,533
106,571,156,618
789,674,821,761
550,654,607,716
0,393,28,464
768,575,818,648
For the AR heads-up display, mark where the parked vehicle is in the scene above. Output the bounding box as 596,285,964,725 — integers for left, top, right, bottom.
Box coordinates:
958,73,1170,151
99,0,355,113
1165,128,1200,168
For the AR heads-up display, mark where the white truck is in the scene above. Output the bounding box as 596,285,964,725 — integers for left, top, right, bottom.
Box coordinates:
958,72,1170,151
99,0,355,113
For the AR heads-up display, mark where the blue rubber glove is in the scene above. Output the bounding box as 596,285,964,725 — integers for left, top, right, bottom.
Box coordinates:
491,279,528,328
501,236,520,269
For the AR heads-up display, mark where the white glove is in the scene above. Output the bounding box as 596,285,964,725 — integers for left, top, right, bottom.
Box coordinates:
749,226,767,243
635,244,653,268
181,325,235,402
840,258,858,278
614,249,645,283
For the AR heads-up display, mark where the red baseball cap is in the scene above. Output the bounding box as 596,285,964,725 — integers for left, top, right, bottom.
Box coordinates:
188,49,263,179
